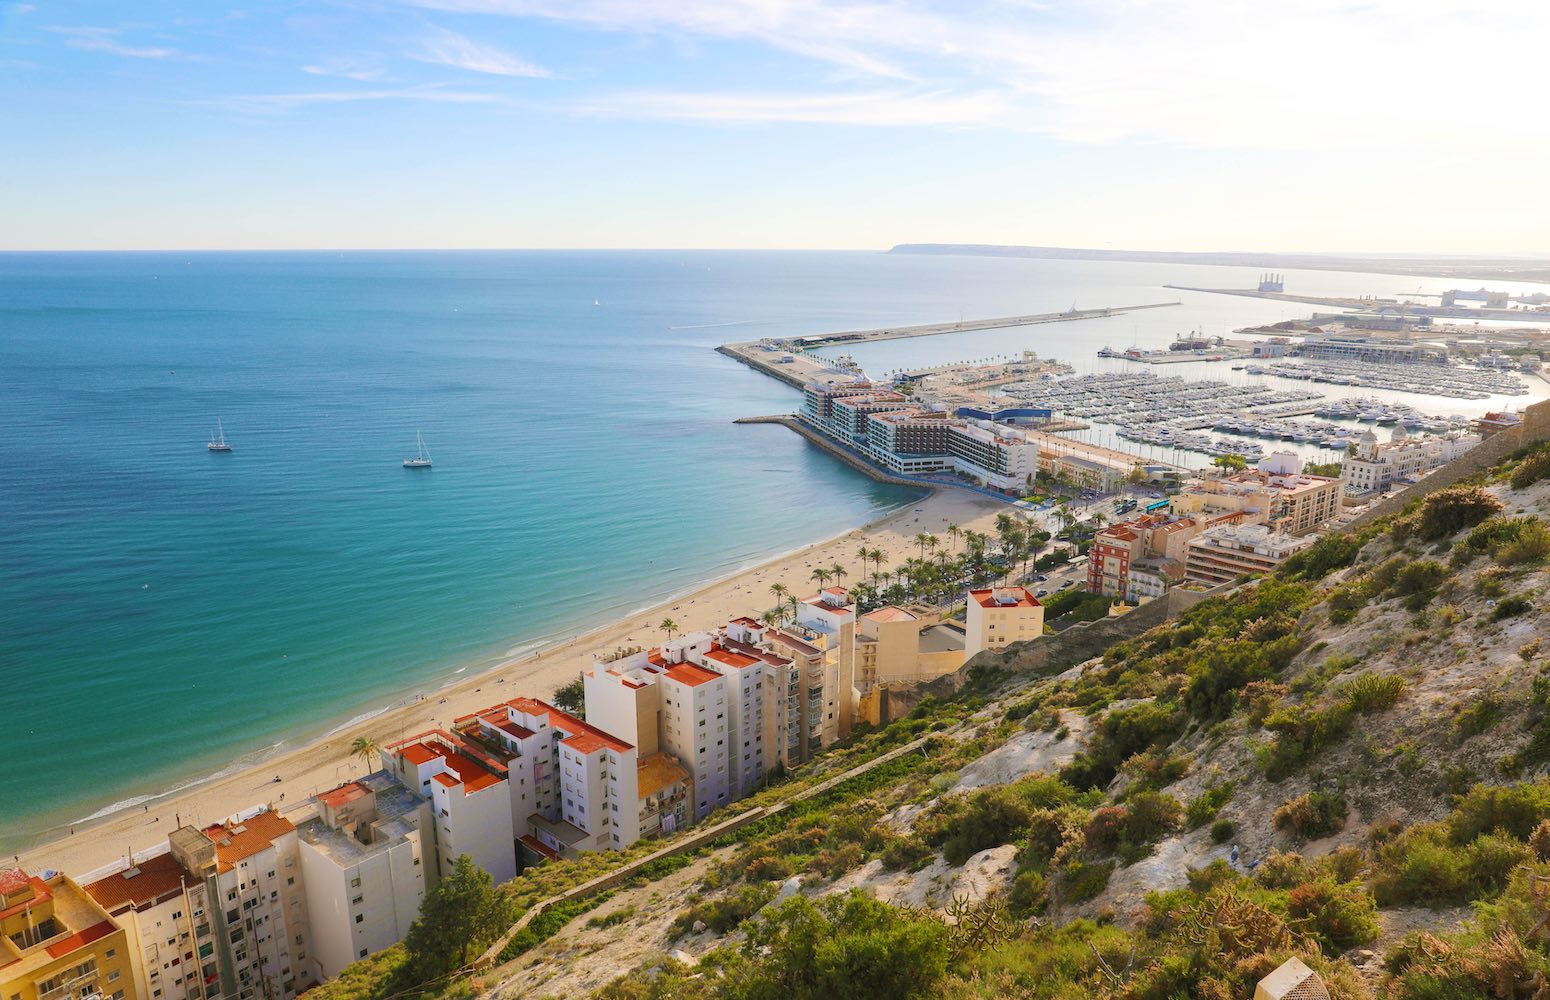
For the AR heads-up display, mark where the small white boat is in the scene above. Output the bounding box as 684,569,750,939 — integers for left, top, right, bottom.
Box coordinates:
208,418,232,452
403,430,432,469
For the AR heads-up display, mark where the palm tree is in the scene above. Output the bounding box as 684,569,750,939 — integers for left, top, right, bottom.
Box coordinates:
915,531,931,560
856,544,871,579
660,617,679,641
770,582,788,603
830,563,848,589
350,736,378,773
946,523,961,553
785,594,800,623
760,609,780,628
811,567,831,589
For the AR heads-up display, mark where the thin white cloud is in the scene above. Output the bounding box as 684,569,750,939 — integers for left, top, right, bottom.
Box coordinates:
400,0,1550,152
574,87,1008,127
202,85,499,114
302,61,388,82
48,26,178,59
414,27,550,77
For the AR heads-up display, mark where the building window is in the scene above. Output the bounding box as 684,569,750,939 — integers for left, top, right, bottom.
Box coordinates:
355,914,364,924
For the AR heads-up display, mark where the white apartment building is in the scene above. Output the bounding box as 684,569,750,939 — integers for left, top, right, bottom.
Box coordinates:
965,587,1045,659
452,697,642,857
1184,523,1315,586
295,774,433,981
382,732,516,884
167,810,313,1000
83,853,215,1000
1344,426,1480,494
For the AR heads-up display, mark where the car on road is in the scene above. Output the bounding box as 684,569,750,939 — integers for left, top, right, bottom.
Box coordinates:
1059,580,1074,589
1032,574,1048,582
1036,589,1048,597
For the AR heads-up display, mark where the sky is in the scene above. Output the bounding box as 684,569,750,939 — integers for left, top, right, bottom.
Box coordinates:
2,0,1548,252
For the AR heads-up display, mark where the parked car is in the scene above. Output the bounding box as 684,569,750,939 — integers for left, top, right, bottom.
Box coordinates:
1032,574,1048,582
1035,589,1048,597
1059,580,1074,589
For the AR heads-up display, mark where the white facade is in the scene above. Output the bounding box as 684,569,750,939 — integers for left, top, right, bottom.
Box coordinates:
1345,427,1479,494
965,588,1045,659
82,853,216,1000
168,809,313,1000
382,732,516,885
295,775,433,981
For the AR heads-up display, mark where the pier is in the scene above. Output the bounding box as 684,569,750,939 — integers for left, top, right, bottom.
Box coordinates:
717,301,1180,388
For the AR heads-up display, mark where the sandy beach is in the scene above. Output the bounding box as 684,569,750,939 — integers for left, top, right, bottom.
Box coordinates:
12,487,1008,878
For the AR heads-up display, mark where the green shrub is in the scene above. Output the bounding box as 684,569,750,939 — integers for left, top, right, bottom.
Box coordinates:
1393,486,1505,542
1278,533,1362,582
807,843,865,880
1261,702,1354,780
1286,879,1379,955
1272,791,1347,839
670,883,777,937
1391,559,1449,598
1209,819,1235,844
1340,673,1406,714
1185,782,1236,829
1447,781,1550,842
1510,448,1550,490
1008,870,1048,917
1453,696,1502,742
1061,701,1187,790
880,835,935,872
920,774,1081,865
1372,825,1532,907
1493,595,1535,620
1058,859,1114,903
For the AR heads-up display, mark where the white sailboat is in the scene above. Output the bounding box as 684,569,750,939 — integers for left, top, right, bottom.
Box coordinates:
403,430,432,468
208,418,232,452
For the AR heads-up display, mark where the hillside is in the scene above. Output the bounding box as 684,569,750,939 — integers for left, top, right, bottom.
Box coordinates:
311,439,1550,1000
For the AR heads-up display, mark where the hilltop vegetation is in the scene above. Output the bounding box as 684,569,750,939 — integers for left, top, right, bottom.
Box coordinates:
311,442,1550,1000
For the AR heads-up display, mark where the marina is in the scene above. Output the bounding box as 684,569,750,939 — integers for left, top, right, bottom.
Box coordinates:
1242,357,1531,398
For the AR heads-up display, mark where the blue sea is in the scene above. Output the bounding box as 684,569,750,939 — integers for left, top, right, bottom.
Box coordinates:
3,250,1546,850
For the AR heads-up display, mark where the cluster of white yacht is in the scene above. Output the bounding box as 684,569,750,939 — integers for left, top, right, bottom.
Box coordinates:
1116,424,1268,461
998,372,1322,422
1242,358,1528,399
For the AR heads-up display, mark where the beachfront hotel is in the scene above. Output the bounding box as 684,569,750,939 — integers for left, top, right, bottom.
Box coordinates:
294,774,432,981
2,868,139,1000
798,382,1041,492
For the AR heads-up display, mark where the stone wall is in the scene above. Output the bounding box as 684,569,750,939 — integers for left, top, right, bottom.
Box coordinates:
1344,399,1550,532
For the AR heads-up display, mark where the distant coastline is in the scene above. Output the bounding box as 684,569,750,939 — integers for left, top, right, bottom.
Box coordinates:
888,243,1550,285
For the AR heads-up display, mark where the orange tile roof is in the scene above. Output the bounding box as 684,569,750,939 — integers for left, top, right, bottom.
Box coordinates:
395,742,440,766
636,752,690,799
45,919,116,958
317,781,371,810
0,871,50,921
495,696,633,754
970,587,1040,609
0,868,30,895
203,810,294,874
519,834,560,862
83,854,197,913
664,663,720,688
703,644,760,669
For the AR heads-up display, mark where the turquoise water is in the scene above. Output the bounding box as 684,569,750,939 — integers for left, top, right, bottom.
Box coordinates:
4,250,1545,850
